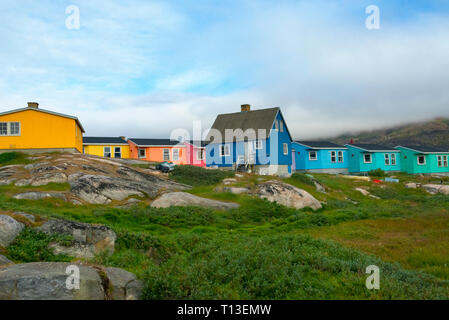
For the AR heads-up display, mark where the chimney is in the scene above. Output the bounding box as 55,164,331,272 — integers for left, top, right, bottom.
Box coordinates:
27,102,39,109
241,104,250,112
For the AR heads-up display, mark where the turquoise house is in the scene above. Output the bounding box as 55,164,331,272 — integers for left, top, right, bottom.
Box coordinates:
206,104,293,176
396,145,449,175
292,141,348,174
345,144,401,174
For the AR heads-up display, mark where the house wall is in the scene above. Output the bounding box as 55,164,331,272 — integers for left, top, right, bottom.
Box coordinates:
292,143,348,173
0,109,83,153
347,145,401,173
185,142,206,167
397,147,449,174
128,141,186,164
83,144,130,159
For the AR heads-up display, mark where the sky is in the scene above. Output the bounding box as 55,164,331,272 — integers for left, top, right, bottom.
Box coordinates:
1,0,449,140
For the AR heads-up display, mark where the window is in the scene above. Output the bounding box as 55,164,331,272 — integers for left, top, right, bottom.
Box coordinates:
309,151,317,160
219,144,230,157
163,148,170,161
274,120,279,130
104,147,111,158
10,122,20,135
363,154,372,163
438,155,443,167
280,121,284,132
283,143,288,155
139,149,146,159
0,122,7,135
391,153,396,165
444,156,448,167
255,140,263,150
417,155,426,165
114,147,121,159
172,149,179,161
338,151,344,163
384,153,390,165
330,151,336,163
197,149,204,160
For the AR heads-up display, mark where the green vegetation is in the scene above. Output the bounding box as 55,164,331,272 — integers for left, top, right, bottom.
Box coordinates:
1,171,449,299
290,172,315,186
0,152,32,166
169,165,235,186
368,168,386,177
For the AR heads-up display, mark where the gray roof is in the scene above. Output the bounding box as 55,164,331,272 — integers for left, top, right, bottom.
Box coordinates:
83,137,128,145
206,107,291,143
396,145,449,154
346,143,398,152
294,141,346,149
128,138,184,147
0,107,85,133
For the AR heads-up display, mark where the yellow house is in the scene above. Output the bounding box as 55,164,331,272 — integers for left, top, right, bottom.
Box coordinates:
0,102,84,153
83,137,130,159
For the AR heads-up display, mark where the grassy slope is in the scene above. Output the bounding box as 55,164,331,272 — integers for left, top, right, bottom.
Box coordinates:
1,164,449,299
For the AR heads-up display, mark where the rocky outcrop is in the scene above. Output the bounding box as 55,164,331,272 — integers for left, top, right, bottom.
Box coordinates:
0,255,13,266
13,192,66,201
31,172,68,186
37,219,116,259
405,182,418,189
0,262,105,300
255,180,322,210
104,267,144,300
355,187,380,199
422,184,449,195
151,192,240,210
12,212,36,223
0,215,24,247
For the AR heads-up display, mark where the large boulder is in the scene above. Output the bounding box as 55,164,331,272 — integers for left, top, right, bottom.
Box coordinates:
255,180,322,210
0,262,105,300
31,172,67,186
0,215,24,247
422,184,449,195
0,255,13,266
13,192,66,201
37,219,116,259
151,192,240,210
104,267,144,300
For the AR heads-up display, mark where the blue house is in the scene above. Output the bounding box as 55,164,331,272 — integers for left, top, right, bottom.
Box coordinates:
292,141,348,174
345,144,401,174
206,104,293,176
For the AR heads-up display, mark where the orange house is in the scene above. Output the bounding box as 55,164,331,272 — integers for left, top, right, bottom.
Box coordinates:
127,138,187,165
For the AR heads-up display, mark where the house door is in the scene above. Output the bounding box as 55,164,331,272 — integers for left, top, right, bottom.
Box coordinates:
245,141,255,164
292,149,296,171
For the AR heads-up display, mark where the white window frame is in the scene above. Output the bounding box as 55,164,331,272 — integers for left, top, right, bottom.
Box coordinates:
0,122,21,136
114,147,121,159
384,153,390,166
338,150,344,163
283,143,288,155
163,148,170,161
444,155,448,167
172,148,180,161
363,154,372,164
274,120,279,130
254,140,263,150
104,147,111,158
330,151,336,163
391,153,396,165
280,121,284,132
437,155,443,167
139,148,146,159
417,155,426,166
220,144,230,157
309,151,317,161
196,149,204,160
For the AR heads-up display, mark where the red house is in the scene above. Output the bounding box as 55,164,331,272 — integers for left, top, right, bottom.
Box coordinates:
184,140,207,167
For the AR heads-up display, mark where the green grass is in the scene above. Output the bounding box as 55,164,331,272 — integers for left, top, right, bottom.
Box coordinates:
0,152,32,166
169,165,235,186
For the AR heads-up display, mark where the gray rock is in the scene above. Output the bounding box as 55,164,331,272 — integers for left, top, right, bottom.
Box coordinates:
104,267,144,300
0,262,105,300
222,178,238,185
151,192,239,210
0,255,13,266
223,187,250,194
13,192,66,201
31,172,67,186
422,184,449,195
313,181,326,193
14,179,32,187
0,215,24,247
37,219,116,259
355,187,380,199
405,182,417,189
13,212,36,223
256,180,322,210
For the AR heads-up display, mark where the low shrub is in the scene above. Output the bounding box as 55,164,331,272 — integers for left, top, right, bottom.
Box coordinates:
368,168,386,177
169,165,234,186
